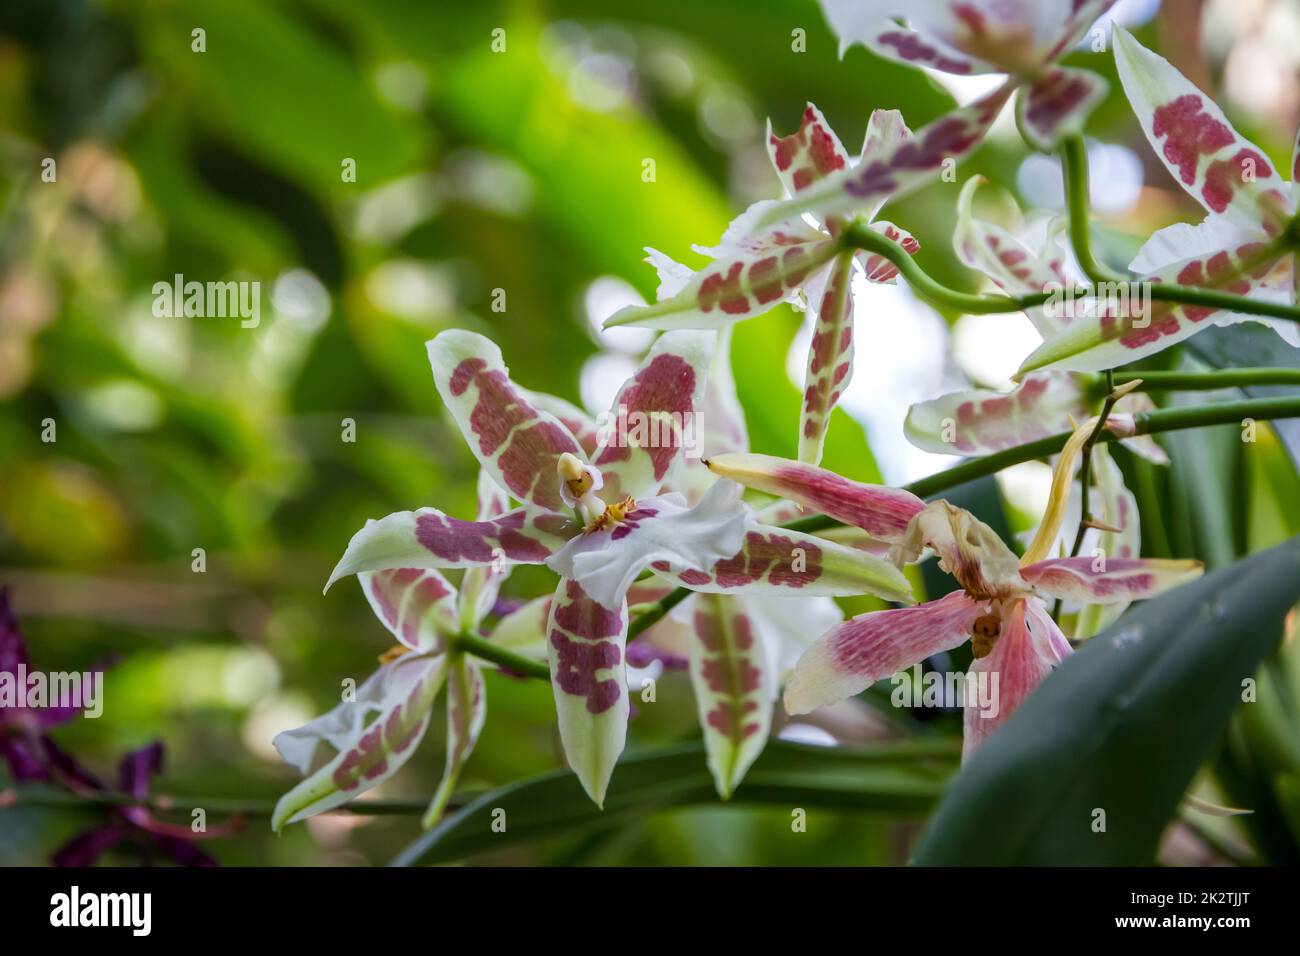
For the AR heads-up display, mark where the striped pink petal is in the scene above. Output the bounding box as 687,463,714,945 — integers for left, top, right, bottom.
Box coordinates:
360,567,459,653
905,372,1087,456
963,597,1070,758
704,452,925,541
785,591,987,715
767,103,851,198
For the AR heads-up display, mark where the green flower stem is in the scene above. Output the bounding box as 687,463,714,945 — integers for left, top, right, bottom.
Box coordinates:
839,220,1052,314
843,143,1300,325
634,395,1300,633
452,631,550,681
1115,368,1300,390
1060,135,1128,285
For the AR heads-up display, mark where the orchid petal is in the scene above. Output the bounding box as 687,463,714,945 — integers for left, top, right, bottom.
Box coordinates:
458,471,515,629
428,330,588,512
963,597,1069,758
895,500,1025,597
858,220,920,283
766,104,851,199
1020,555,1202,604
953,177,1070,336
326,508,579,589
904,372,1087,455
592,330,715,500
861,108,914,164
360,567,459,653
271,652,447,829
799,252,856,464
1114,28,1291,230
705,452,925,541
1017,66,1108,151
606,224,837,332
750,88,1012,234
785,591,986,715
525,388,601,457
484,593,551,662
1017,243,1288,375
546,578,629,806
422,654,486,828
547,483,749,612
689,594,777,798
658,519,914,603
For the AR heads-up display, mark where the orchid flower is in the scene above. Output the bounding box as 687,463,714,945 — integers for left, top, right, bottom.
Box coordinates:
819,0,1119,148
606,106,923,464
317,329,912,806
611,329,855,796
905,176,1168,465
1019,29,1300,375
708,422,1203,757
53,742,237,867
0,589,103,791
272,471,538,830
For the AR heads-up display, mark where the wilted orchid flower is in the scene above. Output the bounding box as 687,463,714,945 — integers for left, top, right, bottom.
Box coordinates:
53,742,236,867
905,176,1168,465
606,106,922,464
0,589,103,791
1019,29,1300,375
709,424,1203,757
321,330,911,805
819,0,1119,148
273,472,535,830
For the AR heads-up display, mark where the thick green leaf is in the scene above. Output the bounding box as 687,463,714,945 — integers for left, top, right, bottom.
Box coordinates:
913,535,1300,865
1188,327,1300,468
393,738,957,865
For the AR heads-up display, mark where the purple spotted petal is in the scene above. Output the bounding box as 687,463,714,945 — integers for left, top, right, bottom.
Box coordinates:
1017,66,1108,151
272,652,447,829
545,578,629,806
326,506,580,589
592,330,715,500
428,330,589,512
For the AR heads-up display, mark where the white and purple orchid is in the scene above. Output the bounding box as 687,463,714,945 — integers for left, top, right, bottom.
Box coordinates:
606,106,923,464
906,175,1169,465
1019,28,1300,375
819,0,1119,149
289,329,912,809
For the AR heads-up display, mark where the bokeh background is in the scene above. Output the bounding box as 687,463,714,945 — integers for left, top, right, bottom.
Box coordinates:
3,0,1300,865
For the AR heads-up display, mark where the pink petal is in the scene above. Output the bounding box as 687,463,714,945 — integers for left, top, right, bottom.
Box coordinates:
704,452,925,541
1019,555,1203,604
963,597,1070,758
429,330,588,512
785,591,986,715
